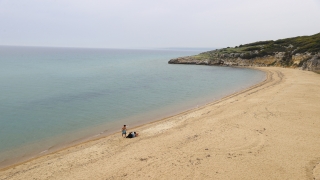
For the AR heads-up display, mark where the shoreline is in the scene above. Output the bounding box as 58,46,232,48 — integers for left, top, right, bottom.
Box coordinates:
1,67,320,179
0,67,267,171
0,66,266,171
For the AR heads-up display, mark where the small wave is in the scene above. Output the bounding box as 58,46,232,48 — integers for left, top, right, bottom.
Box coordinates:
40,150,48,154
92,134,100,137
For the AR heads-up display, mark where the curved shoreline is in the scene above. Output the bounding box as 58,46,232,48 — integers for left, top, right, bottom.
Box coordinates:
1,67,320,179
0,67,266,171
0,67,270,172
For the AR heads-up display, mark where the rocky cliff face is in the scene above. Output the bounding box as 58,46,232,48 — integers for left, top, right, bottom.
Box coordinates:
301,55,320,73
169,52,320,73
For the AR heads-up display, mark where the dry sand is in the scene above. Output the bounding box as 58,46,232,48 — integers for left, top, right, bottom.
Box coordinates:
1,67,320,180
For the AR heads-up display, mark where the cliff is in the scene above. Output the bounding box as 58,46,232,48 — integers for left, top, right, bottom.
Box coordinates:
169,32,320,73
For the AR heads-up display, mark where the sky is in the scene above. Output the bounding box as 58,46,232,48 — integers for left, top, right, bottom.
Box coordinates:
1,0,320,49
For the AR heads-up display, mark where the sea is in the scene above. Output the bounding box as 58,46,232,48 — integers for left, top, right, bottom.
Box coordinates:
0,46,266,168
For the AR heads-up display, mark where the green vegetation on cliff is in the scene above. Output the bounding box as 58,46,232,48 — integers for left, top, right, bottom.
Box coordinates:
200,32,320,58
169,32,320,72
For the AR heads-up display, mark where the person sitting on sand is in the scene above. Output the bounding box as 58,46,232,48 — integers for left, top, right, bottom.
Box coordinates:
133,132,138,137
121,125,127,138
126,132,138,138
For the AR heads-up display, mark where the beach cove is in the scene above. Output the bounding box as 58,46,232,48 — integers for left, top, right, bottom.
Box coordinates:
0,47,266,168
1,67,320,179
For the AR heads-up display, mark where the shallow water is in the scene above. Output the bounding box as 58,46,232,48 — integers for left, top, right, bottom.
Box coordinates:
0,46,265,166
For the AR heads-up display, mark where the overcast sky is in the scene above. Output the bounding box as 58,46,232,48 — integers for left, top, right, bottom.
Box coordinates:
1,0,320,49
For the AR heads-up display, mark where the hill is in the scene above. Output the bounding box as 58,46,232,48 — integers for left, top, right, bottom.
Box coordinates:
169,33,320,73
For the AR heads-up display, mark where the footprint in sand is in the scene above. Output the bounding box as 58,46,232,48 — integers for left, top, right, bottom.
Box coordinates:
178,124,265,155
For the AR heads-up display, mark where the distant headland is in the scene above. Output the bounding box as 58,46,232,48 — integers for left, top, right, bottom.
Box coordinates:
169,32,320,73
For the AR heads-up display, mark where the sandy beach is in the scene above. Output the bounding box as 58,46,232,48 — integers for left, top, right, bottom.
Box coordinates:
1,67,320,180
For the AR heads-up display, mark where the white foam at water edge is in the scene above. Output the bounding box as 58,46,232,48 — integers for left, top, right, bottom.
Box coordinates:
40,150,48,154
92,134,100,138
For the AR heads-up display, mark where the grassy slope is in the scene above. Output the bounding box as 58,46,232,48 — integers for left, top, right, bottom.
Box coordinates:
199,32,320,59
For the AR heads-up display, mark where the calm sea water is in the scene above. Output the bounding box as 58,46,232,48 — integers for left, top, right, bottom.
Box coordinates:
0,46,265,167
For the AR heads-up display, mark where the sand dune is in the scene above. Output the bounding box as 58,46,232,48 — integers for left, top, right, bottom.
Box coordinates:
1,67,320,180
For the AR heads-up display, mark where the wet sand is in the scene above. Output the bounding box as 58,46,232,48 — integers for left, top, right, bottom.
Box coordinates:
1,67,320,180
